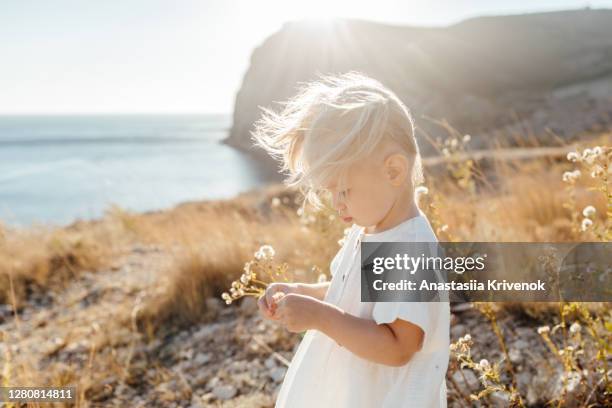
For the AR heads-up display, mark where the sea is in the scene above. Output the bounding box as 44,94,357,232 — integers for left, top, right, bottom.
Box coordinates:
0,114,276,227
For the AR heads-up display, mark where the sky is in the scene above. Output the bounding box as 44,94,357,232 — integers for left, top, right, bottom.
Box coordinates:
1,0,611,114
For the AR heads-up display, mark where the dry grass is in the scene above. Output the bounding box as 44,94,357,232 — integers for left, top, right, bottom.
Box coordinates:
135,185,345,333
0,223,118,309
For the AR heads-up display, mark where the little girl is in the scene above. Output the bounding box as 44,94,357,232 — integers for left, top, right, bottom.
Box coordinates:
252,72,450,407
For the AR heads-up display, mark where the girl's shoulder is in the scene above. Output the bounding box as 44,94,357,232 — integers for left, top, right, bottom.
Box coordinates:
414,215,439,243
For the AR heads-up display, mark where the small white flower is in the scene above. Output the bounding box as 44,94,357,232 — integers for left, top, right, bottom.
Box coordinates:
479,359,490,370
582,148,593,158
463,134,471,143
450,138,458,148
581,218,593,232
221,292,232,304
592,146,603,156
271,197,281,207
562,170,581,183
566,151,580,162
441,148,450,156
254,245,275,260
462,334,471,342
582,205,596,218
569,322,581,334
582,148,596,164
538,325,550,334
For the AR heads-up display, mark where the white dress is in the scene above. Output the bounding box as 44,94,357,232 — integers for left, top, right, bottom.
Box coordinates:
275,211,450,408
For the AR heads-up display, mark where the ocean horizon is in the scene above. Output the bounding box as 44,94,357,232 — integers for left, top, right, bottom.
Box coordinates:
0,114,275,227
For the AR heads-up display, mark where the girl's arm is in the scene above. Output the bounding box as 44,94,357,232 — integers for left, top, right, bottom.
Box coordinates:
296,281,330,301
274,294,424,367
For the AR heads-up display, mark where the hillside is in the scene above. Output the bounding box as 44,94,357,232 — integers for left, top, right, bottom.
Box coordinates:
226,9,612,160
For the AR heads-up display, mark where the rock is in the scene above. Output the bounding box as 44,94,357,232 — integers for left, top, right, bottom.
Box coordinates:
240,297,258,314
206,376,221,391
489,391,510,407
451,369,479,391
269,366,287,383
205,297,222,314
212,384,237,400
193,352,211,366
450,324,467,339
200,393,214,404
179,348,194,360
513,339,529,349
508,348,522,364
264,356,277,370
193,323,221,342
188,394,207,408
191,371,210,388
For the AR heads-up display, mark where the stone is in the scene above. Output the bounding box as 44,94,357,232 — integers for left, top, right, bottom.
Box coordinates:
508,348,522,364
490,391,510,407
193,352,211,366
450,324,467,339
451,369,479,390
205,297,222,314
206,376,221,391
192,324,220,342
264,356,277,370
269,366,287,383
240,297,258,314
212,384,237,400
188,394,206,408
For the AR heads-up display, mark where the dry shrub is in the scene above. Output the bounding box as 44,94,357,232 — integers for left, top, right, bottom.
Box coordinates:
0,227,112,309
136,185,345,332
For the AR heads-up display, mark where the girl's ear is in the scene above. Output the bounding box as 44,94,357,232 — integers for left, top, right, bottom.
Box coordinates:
384,153,409,186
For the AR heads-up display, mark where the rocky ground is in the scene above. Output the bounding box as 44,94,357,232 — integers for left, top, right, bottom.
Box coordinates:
1,243,606,407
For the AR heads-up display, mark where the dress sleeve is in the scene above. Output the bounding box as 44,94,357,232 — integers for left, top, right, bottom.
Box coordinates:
372,301,438,347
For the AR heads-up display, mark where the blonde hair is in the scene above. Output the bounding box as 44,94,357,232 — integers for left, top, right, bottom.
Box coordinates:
251,71,424,208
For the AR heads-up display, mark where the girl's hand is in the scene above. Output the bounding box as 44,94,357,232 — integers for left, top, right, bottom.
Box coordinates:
274,293,320,333
257,282,300,320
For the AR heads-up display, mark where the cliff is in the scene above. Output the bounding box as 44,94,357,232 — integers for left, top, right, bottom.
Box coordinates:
226,9,612,158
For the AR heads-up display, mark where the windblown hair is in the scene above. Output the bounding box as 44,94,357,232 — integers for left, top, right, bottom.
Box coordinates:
251,71,424,209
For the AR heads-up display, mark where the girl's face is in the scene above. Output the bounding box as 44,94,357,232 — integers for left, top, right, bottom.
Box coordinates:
322,159,397,228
